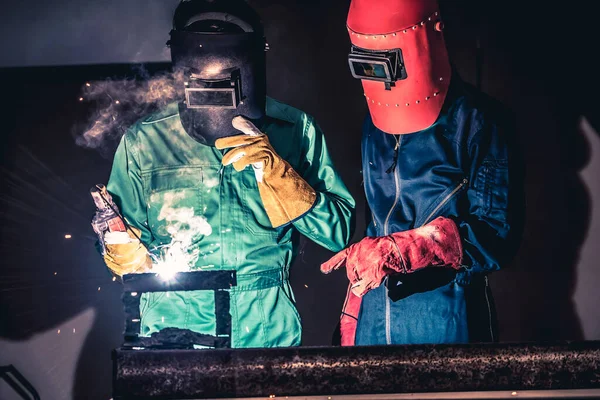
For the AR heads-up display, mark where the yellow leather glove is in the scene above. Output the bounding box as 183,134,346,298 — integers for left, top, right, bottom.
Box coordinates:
103,227,152,277
215,116,317,228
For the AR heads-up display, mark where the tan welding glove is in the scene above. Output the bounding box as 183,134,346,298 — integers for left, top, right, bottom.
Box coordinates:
103,227,152,277
215,116,317,228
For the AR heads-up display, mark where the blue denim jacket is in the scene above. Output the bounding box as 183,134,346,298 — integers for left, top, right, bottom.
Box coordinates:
356,76,524,345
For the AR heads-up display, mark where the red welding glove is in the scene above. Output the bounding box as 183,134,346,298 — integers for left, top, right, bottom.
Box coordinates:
321,216,463,297
339,286,362,346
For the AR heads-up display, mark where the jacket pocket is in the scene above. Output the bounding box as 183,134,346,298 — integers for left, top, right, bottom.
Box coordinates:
232,285,302,348
477,160,509,222
143,166,208,242
388,281,469,344
239,168,281,238
139,290,216,338
139,292,167,336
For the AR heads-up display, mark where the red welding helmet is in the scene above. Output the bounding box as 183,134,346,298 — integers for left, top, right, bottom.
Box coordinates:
347,0,451,134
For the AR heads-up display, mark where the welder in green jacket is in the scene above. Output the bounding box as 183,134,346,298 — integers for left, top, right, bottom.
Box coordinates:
94,0,355,348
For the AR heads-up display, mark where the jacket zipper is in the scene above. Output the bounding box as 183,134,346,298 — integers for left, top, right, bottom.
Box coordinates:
384,135,402,345
421,178,469,227
385,177,468,343
484,275,495,342
414,177,495,342
383,136,402,236
419,178,486,342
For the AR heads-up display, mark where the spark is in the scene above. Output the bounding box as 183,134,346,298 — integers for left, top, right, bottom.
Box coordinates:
79,97,84,101
131,292,138,297
85,82,91,87
54,272,57,276
511,393,518,397
155,268,177,281
161,316,165,323
152,242,195,280
112,276,117,282
57,329,61,334
73,328,76,334
245,326,250,333
97,287,101,291
115,100,120,104
304,284,309,288
64,234,72,239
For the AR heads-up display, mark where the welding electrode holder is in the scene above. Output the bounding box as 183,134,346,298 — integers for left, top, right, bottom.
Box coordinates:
90,184,145,246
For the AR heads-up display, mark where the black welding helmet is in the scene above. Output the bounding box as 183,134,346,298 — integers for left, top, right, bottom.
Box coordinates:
169,0,267,146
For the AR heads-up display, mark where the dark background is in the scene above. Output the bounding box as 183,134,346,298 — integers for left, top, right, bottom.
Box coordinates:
1,1,599,399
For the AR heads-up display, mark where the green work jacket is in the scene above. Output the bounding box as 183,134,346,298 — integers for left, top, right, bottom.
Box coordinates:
106,98,355,348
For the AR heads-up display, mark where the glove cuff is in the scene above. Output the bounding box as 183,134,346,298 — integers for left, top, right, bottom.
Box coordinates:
259,160,317,228
390,216,463,273
386,235,408,274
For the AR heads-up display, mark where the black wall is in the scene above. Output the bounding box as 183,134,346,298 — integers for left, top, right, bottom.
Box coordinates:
1,1,599,399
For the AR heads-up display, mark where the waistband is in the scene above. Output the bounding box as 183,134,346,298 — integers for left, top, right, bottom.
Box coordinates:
386,268,486,302
231,268,289,292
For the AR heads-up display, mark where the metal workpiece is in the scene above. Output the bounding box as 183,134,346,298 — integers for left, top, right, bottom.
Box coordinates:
113,341,600,399
122,271,237,349
122,271,237,293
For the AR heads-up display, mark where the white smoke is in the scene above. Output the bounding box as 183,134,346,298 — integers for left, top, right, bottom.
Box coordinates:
151,191,213,277
74,67,184,154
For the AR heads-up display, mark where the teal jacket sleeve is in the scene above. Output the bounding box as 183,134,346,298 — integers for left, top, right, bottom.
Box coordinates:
106,131,153,247
292,116,356,252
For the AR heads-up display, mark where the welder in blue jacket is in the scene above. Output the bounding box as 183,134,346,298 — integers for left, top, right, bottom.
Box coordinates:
321,0,524,346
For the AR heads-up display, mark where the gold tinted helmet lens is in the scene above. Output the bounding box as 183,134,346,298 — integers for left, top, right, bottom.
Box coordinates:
186,89,237,108
185,69,242,109
347,46,407,85
350,60,391,80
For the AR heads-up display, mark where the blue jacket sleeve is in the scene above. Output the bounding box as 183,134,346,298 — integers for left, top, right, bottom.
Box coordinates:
458,115,525,277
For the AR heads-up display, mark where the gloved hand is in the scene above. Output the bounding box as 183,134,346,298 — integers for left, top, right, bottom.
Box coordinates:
321,216,463,297
103,227,152,277
215,116,317,228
